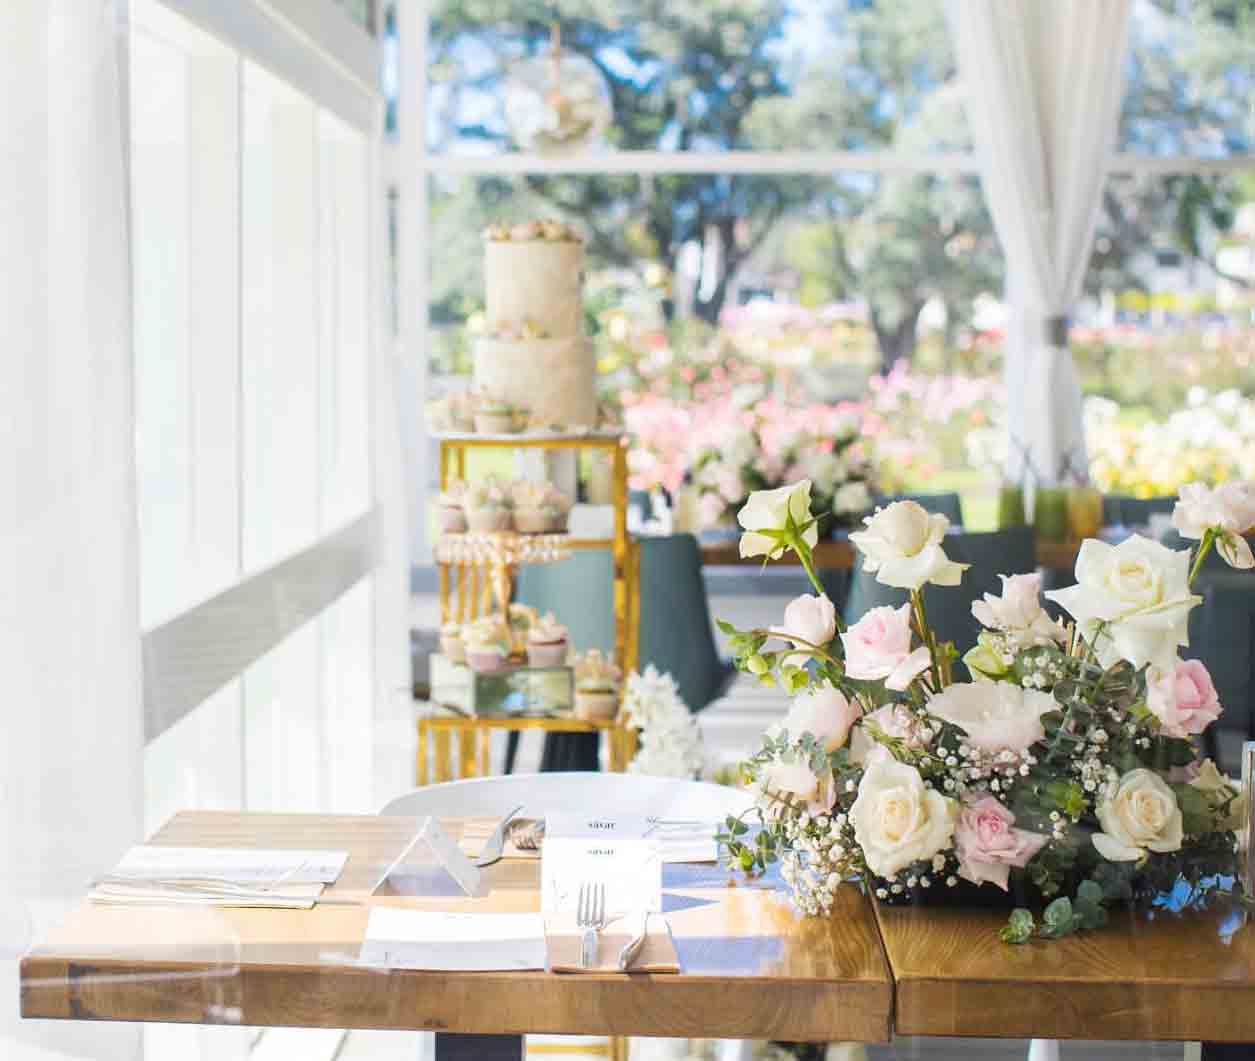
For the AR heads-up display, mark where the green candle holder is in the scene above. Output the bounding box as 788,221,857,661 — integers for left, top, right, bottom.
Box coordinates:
1034,486,1070,543
998,485,1027,528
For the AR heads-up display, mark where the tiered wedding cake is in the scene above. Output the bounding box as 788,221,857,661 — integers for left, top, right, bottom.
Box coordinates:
473,220,598,430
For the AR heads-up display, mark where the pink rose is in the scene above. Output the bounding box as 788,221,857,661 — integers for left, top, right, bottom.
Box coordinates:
849,703,927,766
954,796,1048,891
780,687,862,752
840,603,932,691
774,593,837,667
1147,659,1223,738
762,759,836,816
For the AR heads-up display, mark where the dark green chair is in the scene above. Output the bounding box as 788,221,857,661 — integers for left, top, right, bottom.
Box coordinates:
1187,572,1255,775
1102,495,1175,528
514,534,734,770
842,527,1037,673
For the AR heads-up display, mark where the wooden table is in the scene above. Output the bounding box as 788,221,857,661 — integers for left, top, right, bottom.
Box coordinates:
20,811,894,1047
873,898,1255,1046
700,537,1081,572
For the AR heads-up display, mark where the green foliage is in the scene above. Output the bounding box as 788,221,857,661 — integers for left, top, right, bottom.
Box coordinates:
999,908,1035,945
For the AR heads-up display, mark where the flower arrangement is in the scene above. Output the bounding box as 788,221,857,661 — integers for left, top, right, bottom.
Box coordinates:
683,398,876,533
619,666,706,779
717,478,1253,941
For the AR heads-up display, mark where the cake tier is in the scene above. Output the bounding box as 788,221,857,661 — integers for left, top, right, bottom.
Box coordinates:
473,336,597,429
484,238,584,338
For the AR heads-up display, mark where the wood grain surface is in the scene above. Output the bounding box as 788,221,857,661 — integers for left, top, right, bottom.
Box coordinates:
21,811,892,1042
874,897,1255,1042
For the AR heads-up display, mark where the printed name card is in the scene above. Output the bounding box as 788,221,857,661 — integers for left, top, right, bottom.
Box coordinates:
360,909,546,971
540,823,662,917
546,814,719,864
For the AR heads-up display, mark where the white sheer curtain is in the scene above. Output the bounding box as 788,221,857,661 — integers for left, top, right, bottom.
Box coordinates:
946,0,1133,492
0,2,143,1058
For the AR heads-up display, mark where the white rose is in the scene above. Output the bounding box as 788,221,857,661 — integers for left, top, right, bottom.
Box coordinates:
776,686,862,752
737,480,818,560
1092,768,1183,862
1172,481,1255,569
833,480,872,516
971,572,1066,648
848,500,968,591
774,593,837,667
850,759,958,878
1044,535,1201,671
762,758,836,816
926,682,1057,754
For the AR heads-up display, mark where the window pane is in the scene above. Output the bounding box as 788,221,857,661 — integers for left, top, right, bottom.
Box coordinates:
131,0,241,629
1079,172,1255,494
242,62,321,572
318,112,373,532
428,171,1001,380
1120,0,1255,156
320,578,375,814
427,0,968,155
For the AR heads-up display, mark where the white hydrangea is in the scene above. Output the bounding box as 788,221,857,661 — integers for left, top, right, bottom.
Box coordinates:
622,665,705,779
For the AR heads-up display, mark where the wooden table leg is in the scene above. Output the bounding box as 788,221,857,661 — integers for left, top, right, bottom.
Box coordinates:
435,1033,522,1061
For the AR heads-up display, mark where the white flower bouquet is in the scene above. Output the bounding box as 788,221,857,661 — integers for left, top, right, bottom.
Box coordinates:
718,479,1254,942
620,666,706,779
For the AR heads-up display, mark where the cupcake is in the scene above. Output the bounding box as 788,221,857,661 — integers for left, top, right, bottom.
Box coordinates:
464,616,510,674
426,392,474,433
511,480,572,533
439,621,466,664
473,394,519,435
465,476,513,533
573,649,622,720
506,603,538,657
439,480,468,533
526,613,569,667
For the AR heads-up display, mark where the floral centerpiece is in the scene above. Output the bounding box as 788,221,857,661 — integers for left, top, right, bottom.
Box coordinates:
717,478,1254,942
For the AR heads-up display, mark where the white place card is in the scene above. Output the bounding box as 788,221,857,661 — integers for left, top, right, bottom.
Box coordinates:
112,846,348,884
546,814,719,864
359,909,546,971
540,834,662,917
372,817,483,898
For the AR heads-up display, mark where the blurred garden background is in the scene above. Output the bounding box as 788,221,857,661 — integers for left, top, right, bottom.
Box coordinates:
421,0,1254,530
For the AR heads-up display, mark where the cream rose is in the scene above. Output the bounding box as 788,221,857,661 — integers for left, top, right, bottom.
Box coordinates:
777,687,862,752
1146,658,1223,738
840,603,931,691
926,682,1056,754
737,480,818,560
850,759,958,878
762,758,836,816
1092,768,1184,862
1045,535,1201,670
1172,481,1255,570
971,572,1066,648
848,500,968,591
774,593,837,667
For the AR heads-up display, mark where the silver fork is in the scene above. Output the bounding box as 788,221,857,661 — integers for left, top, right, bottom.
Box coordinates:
576,880,606,969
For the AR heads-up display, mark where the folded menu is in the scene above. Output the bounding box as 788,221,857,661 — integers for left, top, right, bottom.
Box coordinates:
541,834,662,917
359,908,547,971
88,846,349,909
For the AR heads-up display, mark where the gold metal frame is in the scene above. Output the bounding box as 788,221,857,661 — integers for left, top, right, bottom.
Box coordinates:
422,433,640,783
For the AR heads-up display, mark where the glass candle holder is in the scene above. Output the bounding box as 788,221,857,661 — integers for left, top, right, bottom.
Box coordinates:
997,484,1026,528
1033,486,1070,543
1066,486,1103,541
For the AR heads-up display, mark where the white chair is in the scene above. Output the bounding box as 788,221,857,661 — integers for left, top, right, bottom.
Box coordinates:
380,772,755,821
381,774,756,1061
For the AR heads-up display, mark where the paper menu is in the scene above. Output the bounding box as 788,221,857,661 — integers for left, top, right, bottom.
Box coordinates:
359,908,546,971
540,835,662,916
112,846,348,884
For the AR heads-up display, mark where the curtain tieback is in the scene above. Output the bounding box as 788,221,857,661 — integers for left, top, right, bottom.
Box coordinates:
1039,314,1069,347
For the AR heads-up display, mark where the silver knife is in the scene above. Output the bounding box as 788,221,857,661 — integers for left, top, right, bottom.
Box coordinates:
475,805,524,868
616,911,650,971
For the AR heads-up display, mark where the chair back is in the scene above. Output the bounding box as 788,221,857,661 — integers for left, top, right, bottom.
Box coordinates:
639,534,735,712
380,772,754,819
1187,572,1255,773
515,551,615,654
843,526,1037,671
1102,494,1175,528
